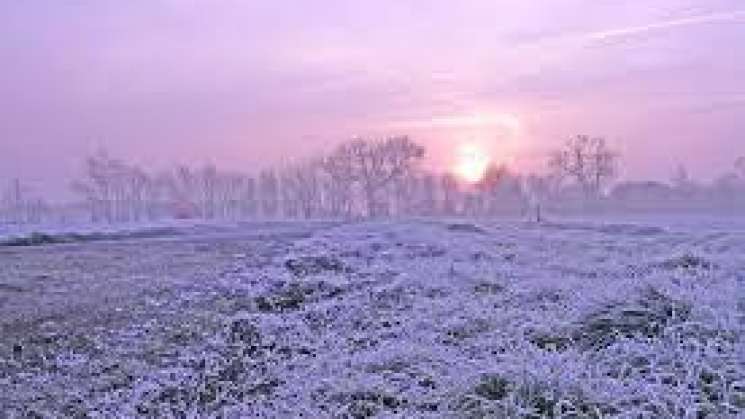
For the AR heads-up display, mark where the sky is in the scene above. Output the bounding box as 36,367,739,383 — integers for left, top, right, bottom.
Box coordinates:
1,0,744,199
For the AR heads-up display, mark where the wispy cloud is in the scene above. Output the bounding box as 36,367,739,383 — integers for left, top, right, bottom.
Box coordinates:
516,8,745,53
585,9,745,42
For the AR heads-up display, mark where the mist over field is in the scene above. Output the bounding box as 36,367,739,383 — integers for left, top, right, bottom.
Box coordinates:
1,1,745,418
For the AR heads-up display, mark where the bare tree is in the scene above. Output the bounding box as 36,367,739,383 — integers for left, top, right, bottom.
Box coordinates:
440,173,459,215
241,176,258,218
587,138,618,194
477,164,508,215
72,152,162,222
143,172,168,220
126,166,149,221
0,179,49,224
197,165,218,219
480,165,527,216
2,178,27,223
524,174,559,222
333,136,425,217
320,150,356,218
259,170,279,218
462,191,484,216
26,198,49,224
281,160,322,219
72,151,116,222
391,174,417,216
549,135,618,198
163,166,201,219
109,159,131,222
279,168,299,218
296,161,322,219
222,173,246,220
2,179,50,224
418,174,437,216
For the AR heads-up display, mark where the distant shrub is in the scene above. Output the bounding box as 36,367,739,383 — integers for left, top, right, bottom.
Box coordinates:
446,223,486,234
3,232,62,246
0,228,182,247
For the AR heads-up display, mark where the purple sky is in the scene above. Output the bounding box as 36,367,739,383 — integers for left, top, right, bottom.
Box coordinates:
1,1,744,198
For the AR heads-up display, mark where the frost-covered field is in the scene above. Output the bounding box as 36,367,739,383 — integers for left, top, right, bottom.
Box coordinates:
1,218,744,418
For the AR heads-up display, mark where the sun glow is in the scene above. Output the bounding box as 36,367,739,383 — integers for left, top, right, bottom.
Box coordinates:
454,144,491,183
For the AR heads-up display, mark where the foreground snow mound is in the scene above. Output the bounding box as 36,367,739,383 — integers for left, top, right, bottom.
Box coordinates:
1,219,744,417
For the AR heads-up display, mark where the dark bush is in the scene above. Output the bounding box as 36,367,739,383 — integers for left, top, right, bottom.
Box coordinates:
446,223,486,234
284,256,349,277
657,253,716,270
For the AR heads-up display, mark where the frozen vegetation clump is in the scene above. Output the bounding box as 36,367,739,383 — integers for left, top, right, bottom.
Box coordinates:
254,280,344,313
572,286,692,350
464,373,618,418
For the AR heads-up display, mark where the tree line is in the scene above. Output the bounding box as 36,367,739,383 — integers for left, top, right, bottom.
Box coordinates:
2,135,745,224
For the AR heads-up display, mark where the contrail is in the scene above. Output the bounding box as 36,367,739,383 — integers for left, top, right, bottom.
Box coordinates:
586,9,745,41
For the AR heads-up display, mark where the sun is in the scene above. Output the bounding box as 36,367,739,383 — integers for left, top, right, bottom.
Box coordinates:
454,144,491,183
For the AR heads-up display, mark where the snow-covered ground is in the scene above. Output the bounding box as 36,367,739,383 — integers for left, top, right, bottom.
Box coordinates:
1,217,744,417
